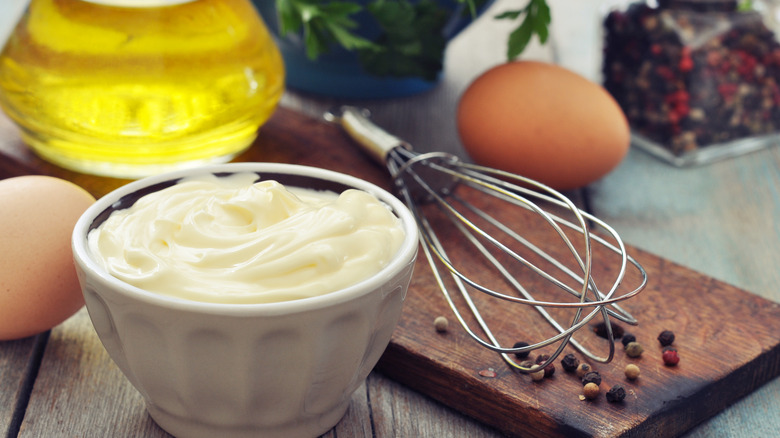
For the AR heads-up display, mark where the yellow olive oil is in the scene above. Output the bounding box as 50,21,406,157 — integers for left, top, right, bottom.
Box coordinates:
0,0,284,177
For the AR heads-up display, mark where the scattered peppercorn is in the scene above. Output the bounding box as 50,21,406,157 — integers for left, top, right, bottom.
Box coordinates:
606,385,627,403
561,353,580,373
582,371,602,386
625,341,644,358
663,346,677,353
534,354,555,377
624,364,640,380
512,341,530,359
593,321,624,339
530,366,545,381
662,349,680,366
434,316,449,333
658,330,675,347
576,363,592,378
621,333,636,347
583,382,600,400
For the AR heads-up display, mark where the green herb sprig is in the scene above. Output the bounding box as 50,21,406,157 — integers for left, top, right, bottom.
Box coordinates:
275,0,551,80
495,0,550,60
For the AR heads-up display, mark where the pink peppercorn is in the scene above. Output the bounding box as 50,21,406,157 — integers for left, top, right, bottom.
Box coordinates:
679,55,694,72
662,349,680,366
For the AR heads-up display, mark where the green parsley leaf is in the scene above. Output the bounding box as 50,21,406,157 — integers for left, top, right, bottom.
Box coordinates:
276,0,375,59
497,0,551,60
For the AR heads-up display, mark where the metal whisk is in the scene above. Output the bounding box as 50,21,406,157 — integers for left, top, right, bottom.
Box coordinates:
325,106,647,373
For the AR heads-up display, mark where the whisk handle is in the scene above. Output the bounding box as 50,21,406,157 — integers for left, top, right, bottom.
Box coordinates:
325,106,412,165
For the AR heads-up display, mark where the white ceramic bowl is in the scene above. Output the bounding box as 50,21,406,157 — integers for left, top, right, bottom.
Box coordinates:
72,163,418,438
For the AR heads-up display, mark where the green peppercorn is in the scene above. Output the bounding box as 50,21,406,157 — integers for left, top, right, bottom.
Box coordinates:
625,341,644,358
560,353,580,372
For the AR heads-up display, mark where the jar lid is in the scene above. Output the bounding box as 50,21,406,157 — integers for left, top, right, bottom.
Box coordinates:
657,0,738,12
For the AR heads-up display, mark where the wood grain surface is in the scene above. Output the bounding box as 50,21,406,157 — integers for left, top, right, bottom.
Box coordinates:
2,106,779,437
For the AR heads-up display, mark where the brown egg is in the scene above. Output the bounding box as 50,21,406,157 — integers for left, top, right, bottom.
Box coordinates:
0,176,95,340
457,61,630,191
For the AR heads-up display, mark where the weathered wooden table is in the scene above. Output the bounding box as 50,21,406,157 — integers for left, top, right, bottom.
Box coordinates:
2,1,779,437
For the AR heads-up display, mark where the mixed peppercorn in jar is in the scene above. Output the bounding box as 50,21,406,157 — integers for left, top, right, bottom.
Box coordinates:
602,0,780,165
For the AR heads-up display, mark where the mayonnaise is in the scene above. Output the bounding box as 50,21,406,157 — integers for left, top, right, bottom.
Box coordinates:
87,173,406,304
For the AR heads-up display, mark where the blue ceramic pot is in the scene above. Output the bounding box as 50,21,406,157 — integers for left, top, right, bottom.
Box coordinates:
255,0,494,99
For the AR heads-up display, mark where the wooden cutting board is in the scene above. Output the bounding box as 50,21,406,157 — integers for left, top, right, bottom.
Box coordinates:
2,107,779,438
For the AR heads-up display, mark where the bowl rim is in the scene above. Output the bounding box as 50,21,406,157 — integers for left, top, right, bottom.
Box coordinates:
72,162,419,316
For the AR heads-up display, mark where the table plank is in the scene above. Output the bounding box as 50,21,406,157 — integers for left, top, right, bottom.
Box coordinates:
17,309,167,438
0,334,44,437
367,375,498,437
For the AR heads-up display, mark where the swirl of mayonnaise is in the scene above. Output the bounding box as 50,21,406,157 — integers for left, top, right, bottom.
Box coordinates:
87,173,405,304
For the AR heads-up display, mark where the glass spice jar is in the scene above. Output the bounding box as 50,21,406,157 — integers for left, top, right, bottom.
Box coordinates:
601,0,780,166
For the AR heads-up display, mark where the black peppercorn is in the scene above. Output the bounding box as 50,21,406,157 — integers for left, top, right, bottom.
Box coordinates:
621,333,636,347
582,371,602,386
512,341,530,359
593,321,624,339
606,385,627,403
658,330,675,346
560,353,580,372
